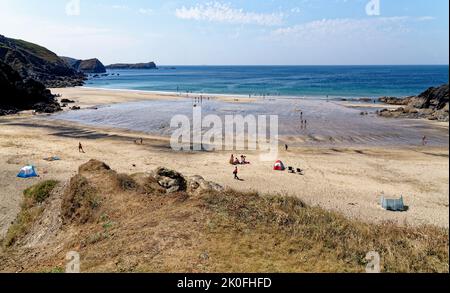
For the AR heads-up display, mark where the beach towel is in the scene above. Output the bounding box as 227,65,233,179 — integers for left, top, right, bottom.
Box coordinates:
43,156,61,162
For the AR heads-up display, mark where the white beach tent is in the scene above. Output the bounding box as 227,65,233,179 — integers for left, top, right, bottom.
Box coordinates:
17,166,38,178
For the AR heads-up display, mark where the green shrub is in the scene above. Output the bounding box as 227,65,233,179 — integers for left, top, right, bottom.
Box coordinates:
3,180,59,247
24,180,59,204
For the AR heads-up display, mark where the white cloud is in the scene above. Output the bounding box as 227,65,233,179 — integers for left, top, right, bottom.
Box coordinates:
111,5,153,16
266,16,446,65
139,8,153,16
112,4,129,10
417,16,436,21
272,16,423,40
175,2,284,26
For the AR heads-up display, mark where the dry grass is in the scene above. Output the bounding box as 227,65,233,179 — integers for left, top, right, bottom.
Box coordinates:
115,174,139,192
1,162,448,273
61,175,101,225
3,180,59,247
201,190,449,273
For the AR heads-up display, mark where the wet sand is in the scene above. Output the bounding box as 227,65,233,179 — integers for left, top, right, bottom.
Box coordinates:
51,88,449,147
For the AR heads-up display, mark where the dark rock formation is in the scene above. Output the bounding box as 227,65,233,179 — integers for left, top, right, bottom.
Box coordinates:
0,35,86,87
61,57,106,73
378,84,449,122
106,62,157,70
0,61,61,115
78,59,106,73
149,167,223,194
61,98,75,103
409,84,449,111
152,167,187,194
379,97,410,106
187,175,224,195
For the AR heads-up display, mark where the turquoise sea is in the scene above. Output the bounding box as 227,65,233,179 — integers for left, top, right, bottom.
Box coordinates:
85,65,449,98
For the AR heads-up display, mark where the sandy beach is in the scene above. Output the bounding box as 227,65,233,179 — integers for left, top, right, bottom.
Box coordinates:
0,88,449,239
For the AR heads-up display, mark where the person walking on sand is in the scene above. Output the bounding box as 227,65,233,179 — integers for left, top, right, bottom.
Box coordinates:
78,142,85,153
233,166,240,180
285,144,289,151
422,136,428,146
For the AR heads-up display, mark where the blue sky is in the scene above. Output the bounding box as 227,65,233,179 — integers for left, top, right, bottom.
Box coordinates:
0,0,448,65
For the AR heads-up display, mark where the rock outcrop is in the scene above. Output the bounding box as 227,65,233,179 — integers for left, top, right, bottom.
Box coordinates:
0,61,61,115
153,167,188,193
187,175,224,195
151,167,224,194
378,84,449,122
61,57,106,73
0,35,86,87
106,62,157,70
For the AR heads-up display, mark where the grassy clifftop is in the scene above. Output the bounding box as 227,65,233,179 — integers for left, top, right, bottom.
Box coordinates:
0,35,85,87
1,160,448,273
10,38,61,63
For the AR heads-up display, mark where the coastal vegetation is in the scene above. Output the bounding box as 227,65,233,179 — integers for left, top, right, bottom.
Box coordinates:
1,160,447,273
3,180,59,247
0,35,85,87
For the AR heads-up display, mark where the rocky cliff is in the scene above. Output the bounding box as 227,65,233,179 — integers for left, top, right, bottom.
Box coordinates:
106,61,157,69
379,84,449,122
0,35,86,87
61,57,106,73
0,61,61,115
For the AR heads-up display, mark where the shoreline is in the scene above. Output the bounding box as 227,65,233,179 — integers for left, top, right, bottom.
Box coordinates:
48,87,449,148
80,85,401,101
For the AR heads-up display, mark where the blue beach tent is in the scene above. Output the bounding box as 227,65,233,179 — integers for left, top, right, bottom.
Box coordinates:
17,166,38,178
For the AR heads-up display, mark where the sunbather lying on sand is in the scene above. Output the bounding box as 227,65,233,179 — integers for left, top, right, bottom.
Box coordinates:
240,155,250,165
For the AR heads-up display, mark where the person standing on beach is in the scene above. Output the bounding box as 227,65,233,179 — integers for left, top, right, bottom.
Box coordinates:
422,136,428,146
233,166,240,180
285,144,289,151
78,142,85,153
